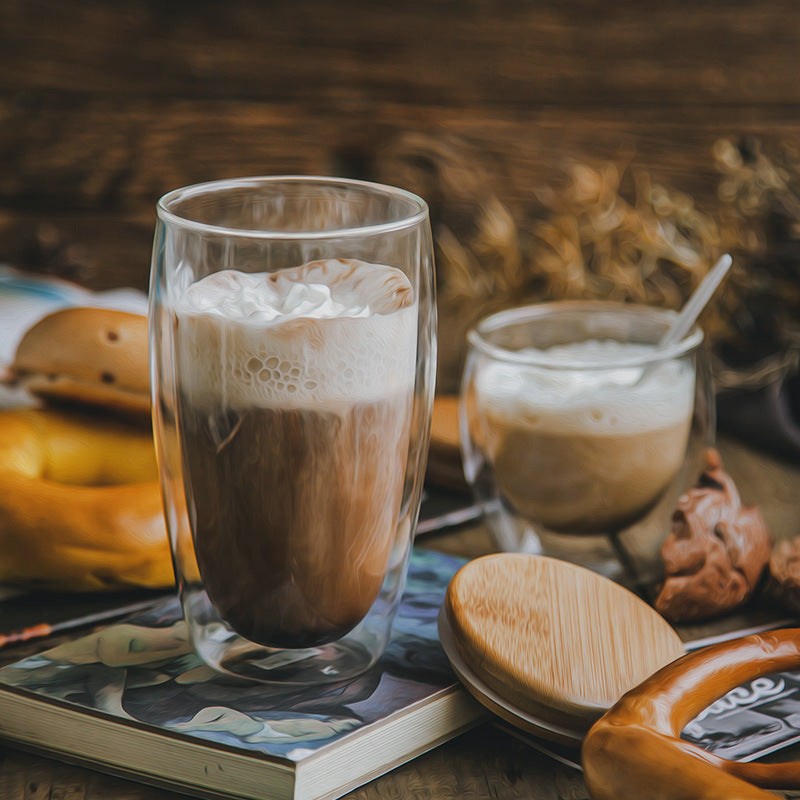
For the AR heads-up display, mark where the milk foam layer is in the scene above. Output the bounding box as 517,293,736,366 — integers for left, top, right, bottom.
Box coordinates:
174,259,417,408
475,339,695,435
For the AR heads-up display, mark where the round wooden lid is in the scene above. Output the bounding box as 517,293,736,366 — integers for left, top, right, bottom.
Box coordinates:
445,553,685,730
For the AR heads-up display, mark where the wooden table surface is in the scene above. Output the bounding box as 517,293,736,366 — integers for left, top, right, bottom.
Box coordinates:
1,436,799,800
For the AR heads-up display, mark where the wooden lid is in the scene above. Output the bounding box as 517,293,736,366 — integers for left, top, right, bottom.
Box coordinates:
445,553,685,730
438,608,584,746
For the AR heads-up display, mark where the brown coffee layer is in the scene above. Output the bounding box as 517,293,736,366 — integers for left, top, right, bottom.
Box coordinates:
180,395,411,648
484,415,691,534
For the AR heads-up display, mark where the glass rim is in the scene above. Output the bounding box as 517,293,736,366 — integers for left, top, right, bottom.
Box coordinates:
156,175,429,239
466,300,704,369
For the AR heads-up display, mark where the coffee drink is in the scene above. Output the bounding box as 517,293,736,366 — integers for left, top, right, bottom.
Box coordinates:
471,340,695,534
173,259,416,648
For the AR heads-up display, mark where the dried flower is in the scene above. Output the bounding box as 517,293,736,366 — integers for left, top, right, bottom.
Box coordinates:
374,133,800,393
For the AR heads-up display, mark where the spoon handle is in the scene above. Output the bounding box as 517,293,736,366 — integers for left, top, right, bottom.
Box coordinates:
659,254,732,347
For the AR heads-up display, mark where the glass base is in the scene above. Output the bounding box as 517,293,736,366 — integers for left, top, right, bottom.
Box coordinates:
530,529,630,585
190,620,381,685
179,585,394,686
482,501,663,591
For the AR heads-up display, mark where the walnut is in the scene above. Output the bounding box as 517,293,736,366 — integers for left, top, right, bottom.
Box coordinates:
765,537,800,615
654,449,771,622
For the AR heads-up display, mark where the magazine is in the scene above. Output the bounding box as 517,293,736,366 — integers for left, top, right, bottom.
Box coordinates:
0,547,486,800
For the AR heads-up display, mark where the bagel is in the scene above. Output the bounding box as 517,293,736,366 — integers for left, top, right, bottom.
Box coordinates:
582,629,800,800
0,407,171,591
6,306,150,419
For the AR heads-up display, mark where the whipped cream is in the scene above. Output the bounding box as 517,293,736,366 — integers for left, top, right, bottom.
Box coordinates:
475,339,695,435
179,269,367,322
173,259,417,409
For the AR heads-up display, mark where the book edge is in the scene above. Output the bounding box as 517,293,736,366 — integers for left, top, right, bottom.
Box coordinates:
0,682,486,800
0,684,296,800
296,684,487,800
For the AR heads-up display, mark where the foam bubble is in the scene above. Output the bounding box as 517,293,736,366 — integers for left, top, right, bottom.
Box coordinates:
173,259,417,408
475,339,695,435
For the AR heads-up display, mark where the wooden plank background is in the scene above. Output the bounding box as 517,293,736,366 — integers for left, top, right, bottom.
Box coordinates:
2,0,799,391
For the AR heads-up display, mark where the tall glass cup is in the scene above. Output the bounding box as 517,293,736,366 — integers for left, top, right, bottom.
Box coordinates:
460,301,714,586
149,177,436,684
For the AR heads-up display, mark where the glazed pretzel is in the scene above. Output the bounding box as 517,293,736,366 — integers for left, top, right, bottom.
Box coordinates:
582,629,800,799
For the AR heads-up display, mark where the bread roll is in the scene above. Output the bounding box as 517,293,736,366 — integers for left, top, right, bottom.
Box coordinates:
9,307,150,418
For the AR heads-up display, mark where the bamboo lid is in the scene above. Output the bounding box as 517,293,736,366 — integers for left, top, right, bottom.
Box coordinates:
444,553,685,732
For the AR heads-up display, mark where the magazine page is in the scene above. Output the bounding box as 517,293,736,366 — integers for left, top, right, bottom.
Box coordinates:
0,548,468,763
682,670,800,762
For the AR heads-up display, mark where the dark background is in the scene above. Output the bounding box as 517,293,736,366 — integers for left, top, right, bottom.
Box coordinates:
2,0,799,392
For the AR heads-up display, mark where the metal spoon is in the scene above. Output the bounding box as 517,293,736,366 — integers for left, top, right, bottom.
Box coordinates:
659,254,733,348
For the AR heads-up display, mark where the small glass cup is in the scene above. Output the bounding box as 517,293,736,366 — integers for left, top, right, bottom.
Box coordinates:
459,301,714,585
149,176,436,684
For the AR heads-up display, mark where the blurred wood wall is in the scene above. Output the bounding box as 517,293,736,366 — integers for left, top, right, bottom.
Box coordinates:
2,0,799,387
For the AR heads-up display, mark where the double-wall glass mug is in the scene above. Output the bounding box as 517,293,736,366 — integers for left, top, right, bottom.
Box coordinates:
150,176,436,684
460,301,714,585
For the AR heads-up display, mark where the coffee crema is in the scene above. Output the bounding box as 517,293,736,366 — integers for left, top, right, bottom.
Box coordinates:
173,258,416,647
472,340,695,534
